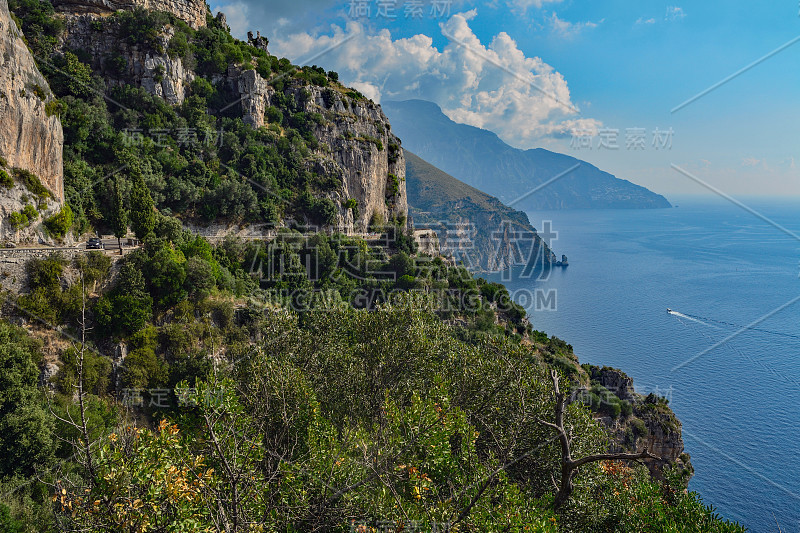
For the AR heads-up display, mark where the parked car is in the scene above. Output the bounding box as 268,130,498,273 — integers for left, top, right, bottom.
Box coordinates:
86,238,103,250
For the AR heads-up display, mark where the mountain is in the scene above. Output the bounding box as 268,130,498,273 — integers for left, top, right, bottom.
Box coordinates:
383,100,671,211
406,150,562,272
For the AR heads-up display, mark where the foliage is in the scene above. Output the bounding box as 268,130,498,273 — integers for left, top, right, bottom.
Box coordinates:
44,205,73,238
110,176,127,240
58,420,214,530
12,168,51,200
2,4,744,530
116,7,170,52
129,169,156,240
7,0,63,57
0,169,13,189
0,323,55,478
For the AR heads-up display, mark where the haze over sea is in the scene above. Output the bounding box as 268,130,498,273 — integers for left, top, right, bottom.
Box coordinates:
494,197,800,532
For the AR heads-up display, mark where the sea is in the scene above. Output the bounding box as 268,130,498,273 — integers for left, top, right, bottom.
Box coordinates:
493,197,800,532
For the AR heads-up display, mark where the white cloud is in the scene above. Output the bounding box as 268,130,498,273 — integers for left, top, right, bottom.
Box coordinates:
635,17,656,25
270,10,601,148
549,12,601,37
741,157,762,168
665,6,686,21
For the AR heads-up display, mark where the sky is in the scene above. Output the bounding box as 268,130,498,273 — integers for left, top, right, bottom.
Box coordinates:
208,0,800,198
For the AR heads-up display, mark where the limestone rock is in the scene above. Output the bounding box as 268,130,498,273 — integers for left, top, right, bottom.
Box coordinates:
53,6,410,234
589,366,692,484
0,0,64,202
233,66,272,128
61,14,194,105
52,0,207,29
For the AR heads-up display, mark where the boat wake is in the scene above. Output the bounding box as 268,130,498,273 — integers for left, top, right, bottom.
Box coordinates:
668,309,800,340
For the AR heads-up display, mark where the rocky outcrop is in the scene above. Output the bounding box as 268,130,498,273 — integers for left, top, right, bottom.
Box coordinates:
587,366,692,484
53,5,408,234
60,14,194,105
224,70,408,232
0,0,64,202
52,0,207,29
232,66,271,128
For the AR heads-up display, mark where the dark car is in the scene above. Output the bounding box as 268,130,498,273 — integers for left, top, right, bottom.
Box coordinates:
86,238,103,250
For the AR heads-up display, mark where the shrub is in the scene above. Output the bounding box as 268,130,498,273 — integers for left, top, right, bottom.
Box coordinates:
168,31,189,59
7,212,28,230
117,7,169,52
152,65,165,84
0,169,13,188
12,168,51,200
388,141,401,164
31,84,46,100
26,254,65,292
44,205,73,239
44,99,64,117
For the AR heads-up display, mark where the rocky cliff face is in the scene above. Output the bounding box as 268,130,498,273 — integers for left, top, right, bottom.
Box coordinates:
305,87,408,232
0,0,64,202
405,151,558,272
60,13,194,105
52,0,206,29
53,9,407,233
224,69,408,231
588,366,692,483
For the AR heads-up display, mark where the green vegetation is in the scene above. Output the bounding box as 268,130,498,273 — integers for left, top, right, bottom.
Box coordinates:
0,168,14,188
0,247,746,530
7,204,38,230
12,168,51,200
0,2,743,530
43,205,72,238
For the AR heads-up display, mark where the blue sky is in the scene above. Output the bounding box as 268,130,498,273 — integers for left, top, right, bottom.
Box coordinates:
210,0,800,197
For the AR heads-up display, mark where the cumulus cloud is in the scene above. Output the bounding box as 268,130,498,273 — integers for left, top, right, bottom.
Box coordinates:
270,10,601,148
635,17,656,25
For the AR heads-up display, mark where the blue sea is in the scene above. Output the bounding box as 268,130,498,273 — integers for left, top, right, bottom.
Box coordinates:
497,197,800,532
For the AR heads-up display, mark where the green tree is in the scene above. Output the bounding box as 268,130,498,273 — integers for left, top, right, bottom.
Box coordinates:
0,323,55,478
110,177,128,254
129,171,156,241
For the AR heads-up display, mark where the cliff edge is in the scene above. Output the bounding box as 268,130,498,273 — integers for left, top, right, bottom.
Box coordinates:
0,0,64,202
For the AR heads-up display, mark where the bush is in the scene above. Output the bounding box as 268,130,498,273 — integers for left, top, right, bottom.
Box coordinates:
26,254,64,292
0,170,12,188
168,31,189,59
12,169,51,200
44,99,64,117
7,212,27,230
44,205,73,238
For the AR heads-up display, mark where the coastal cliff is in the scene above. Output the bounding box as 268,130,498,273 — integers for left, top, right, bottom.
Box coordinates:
52,0,206,28
585,365,693,483
0,0,64,202
51,5,406,232
405,150,558,272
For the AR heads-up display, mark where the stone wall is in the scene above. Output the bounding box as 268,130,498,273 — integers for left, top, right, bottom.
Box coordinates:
0,247,113,292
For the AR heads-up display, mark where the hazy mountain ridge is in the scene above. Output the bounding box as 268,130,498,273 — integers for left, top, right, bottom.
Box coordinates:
383,100,672,211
